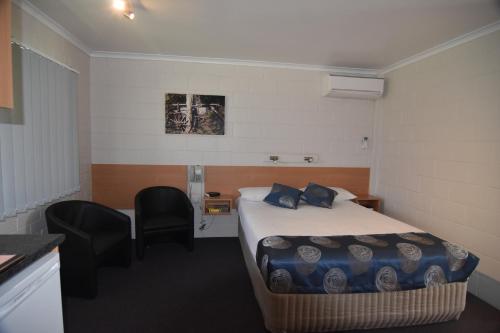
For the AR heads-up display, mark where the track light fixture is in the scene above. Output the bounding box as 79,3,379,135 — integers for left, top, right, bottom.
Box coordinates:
113,0,135,20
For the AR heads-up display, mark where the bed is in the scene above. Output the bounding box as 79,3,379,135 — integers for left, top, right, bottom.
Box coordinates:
238,198,470,333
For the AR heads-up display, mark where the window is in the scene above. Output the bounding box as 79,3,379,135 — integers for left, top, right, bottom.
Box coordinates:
0,44,79,220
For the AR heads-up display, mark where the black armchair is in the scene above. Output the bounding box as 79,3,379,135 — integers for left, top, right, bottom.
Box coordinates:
45,200,131,298
135,186,194,260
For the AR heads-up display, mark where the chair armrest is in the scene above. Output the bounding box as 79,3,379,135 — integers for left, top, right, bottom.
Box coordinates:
47,218,93,257
48,219,98,282
48,218,91,241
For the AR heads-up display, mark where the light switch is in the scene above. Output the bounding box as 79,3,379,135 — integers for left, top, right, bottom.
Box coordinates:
361,137,369,150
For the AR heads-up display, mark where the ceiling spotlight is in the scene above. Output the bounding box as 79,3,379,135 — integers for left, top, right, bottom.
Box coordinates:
112,0,135,20
112,0,126,11
124,11,135,20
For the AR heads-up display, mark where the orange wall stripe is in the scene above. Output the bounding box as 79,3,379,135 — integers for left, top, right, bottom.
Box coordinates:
92,164,187,209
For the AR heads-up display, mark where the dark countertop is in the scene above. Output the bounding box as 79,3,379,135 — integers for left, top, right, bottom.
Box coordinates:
0,234,65,285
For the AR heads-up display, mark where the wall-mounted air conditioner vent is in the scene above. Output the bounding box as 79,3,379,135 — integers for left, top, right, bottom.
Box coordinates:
323,75,384,99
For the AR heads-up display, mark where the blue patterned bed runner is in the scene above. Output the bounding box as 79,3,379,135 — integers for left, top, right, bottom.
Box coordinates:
256,233,479,294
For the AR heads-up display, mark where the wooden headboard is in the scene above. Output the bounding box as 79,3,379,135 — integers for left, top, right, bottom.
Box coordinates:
204,166,369,201
92,164,369,208
92,164,187,209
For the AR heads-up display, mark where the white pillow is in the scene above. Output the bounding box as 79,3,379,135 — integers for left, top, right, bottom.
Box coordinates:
238,187,272,201
300,186,357,201
329,187,357,201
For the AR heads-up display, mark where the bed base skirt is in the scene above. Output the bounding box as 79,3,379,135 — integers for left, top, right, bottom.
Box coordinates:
238,222,467,333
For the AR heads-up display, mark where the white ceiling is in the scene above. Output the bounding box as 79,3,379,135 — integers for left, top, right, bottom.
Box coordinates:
27,0,500,69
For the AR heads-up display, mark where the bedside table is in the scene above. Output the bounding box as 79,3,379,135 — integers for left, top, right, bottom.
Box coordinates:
203,195,232,215
197,195,237,238
353,195,382,212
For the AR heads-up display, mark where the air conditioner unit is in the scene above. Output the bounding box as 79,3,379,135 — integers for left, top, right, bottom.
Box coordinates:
323,75,384,99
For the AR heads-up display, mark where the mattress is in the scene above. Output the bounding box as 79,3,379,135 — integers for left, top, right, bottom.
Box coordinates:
238,198,422,259
239,223,468,333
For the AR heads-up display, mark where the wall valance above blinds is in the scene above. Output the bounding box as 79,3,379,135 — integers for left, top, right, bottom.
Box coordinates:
0,44,79,220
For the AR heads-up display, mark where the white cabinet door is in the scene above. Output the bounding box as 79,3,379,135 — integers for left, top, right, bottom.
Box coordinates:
0,252,64,333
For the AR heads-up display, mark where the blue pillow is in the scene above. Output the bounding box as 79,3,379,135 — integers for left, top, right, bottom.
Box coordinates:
264,183,302,209
301,183,337,208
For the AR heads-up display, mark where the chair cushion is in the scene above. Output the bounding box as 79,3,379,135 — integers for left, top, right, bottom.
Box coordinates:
93,230,128,256
143,214,190,231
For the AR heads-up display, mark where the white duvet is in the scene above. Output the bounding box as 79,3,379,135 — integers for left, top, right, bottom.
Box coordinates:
238,199,422,259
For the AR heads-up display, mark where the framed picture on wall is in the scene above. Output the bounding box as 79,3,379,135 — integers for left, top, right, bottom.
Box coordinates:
165,93,225,135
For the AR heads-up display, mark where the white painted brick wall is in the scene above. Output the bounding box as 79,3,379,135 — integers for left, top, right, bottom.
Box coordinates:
373,30,500,281
90,58,375,167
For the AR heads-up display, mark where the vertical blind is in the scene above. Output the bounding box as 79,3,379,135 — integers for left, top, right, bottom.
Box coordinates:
0,44,79,220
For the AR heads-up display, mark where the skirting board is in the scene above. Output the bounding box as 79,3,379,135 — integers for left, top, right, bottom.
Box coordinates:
467,271,500,310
